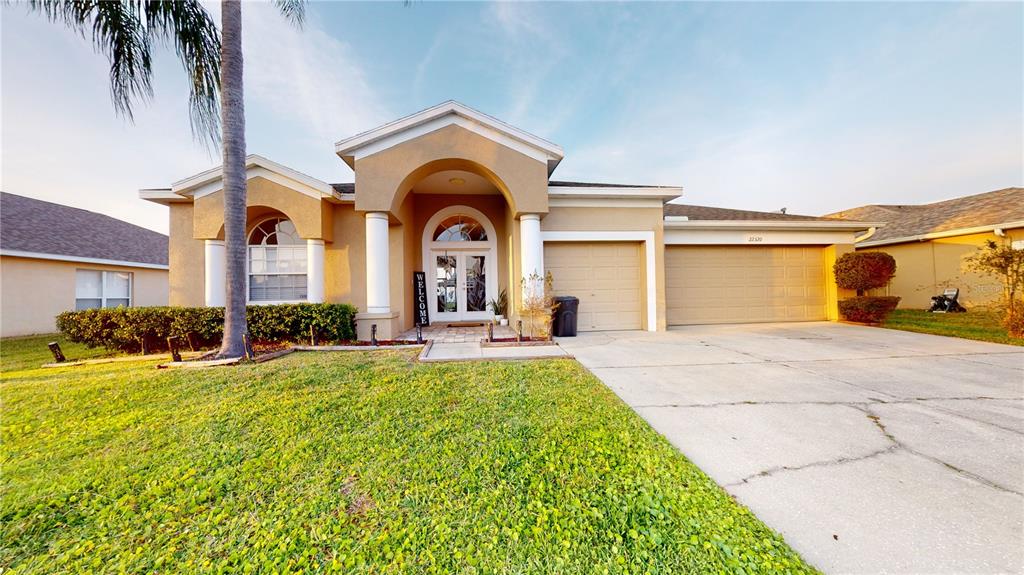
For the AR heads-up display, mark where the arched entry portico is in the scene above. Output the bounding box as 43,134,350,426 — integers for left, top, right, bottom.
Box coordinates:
422,205,498,323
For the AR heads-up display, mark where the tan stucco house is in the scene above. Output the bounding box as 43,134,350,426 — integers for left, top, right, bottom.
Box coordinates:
829,187,1024,309
142,101,874,339
0,192,169,337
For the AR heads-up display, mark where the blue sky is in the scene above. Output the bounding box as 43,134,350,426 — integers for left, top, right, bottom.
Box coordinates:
2,1,1021,234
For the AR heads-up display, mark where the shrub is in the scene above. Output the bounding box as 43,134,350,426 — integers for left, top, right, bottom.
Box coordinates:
834,252,897,295
57,303,358,352
965,239,1024,338
838,296,901,323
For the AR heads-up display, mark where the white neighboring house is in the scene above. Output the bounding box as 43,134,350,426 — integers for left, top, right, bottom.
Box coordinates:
0,192,169,337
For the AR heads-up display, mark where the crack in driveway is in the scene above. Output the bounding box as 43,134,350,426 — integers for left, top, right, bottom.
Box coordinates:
723,402,1023,497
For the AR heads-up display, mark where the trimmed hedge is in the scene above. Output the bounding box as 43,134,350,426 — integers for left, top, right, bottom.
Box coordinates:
56,303,358,352
838,296,901,323
833,251,897,295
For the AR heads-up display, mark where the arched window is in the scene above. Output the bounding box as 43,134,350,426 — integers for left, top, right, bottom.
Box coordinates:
248,218,307,302
433,215,488,242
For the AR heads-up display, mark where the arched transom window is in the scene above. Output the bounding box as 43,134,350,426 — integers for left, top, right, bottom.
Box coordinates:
433,215,488,242
248,218,307,302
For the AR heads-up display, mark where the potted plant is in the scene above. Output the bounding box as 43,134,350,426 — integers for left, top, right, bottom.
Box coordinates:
489,288,509,326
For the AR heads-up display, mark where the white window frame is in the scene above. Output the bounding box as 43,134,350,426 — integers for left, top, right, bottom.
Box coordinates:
75,269,133,309
246,217,308,305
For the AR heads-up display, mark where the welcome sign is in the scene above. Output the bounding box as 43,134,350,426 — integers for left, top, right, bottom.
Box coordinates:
413,271,430,326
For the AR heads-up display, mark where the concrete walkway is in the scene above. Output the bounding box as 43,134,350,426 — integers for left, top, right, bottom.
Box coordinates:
557,322,1024,574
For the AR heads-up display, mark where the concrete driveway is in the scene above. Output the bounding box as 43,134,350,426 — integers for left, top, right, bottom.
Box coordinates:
557,322,1024,574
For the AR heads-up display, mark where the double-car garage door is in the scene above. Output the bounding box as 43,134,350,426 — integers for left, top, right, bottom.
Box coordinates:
544,242,827,331
666,245,827,325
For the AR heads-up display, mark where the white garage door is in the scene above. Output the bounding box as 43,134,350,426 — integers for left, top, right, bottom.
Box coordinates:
666,245,827,325
545,242,642,331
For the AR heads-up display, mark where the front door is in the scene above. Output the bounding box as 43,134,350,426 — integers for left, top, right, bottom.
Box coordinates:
433,251,490,322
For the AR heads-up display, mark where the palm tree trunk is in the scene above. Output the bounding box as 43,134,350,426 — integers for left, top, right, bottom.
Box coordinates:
218,0,247,358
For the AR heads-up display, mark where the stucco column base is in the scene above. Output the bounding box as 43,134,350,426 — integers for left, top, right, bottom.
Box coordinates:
355,311,401,341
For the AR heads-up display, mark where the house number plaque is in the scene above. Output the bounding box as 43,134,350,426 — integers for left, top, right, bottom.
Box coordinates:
413,271,430,327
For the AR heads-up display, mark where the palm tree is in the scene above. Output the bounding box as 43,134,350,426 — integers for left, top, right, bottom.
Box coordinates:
27,0,304,358
219,0,303,358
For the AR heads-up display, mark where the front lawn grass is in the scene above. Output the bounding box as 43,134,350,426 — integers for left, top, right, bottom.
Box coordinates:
0,333,118,373
1,348,816,574
882,308,1023,346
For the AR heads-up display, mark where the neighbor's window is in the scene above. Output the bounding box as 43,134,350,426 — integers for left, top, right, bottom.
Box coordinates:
75,270,132,310
433,215,488,242
248,217,307,302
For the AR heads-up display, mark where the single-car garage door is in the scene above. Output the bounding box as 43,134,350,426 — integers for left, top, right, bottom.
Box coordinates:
545,242,642,331
666,245,827,325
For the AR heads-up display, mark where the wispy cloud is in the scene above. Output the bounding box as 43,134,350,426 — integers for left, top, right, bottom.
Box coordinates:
238,3,389,149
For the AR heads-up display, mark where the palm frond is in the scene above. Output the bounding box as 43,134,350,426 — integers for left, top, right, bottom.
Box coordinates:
273,0,306,28
143,0,221,147
29,0,153,121
25,0,221,147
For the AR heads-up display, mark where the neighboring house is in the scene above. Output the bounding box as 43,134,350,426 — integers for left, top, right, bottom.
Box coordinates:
828,187,1024,309
142,101,873,339
0,192,169,337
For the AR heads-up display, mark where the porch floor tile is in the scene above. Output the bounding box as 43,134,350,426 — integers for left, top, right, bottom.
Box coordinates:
397,322,516,343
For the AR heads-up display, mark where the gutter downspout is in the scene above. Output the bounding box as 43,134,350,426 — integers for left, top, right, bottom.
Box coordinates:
854,226,877,243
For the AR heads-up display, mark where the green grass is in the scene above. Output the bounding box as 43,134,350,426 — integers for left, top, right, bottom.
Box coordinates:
0,334,119,373
0,346,815,574
882,308,1023,346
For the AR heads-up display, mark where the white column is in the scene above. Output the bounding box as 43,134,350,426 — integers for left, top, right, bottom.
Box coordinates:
365,212,391,313
204,239,226,307
306,239,325,303
520,214,544,298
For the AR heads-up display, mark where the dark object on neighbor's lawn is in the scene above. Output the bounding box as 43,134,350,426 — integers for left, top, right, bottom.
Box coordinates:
370,324,378,346
928,288,966,313
551,296,579,337
47,341,66,363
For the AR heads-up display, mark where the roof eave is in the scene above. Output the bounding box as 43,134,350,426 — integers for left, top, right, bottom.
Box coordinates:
139,189,189,205
549,186,682,202
857,220,1024,247
664,218,884,231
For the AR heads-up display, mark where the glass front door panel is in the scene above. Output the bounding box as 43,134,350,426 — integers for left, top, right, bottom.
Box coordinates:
436,255,457,313
465,255,487,312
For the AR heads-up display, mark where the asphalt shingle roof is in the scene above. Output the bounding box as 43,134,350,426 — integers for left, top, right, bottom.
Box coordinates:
0,192,168,266
827,187,1024,243
664,203,838,221
549,180,679,189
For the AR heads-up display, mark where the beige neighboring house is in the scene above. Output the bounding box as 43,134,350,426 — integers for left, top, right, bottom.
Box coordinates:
0,192,169,337
828,187,1024,308
142,101,874,339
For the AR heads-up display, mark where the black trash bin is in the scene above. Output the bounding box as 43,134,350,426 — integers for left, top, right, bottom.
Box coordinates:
552,296,579,337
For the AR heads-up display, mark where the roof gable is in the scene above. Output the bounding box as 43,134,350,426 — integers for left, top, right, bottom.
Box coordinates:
170,154,335,200
334,101,564,174
0,192,168,266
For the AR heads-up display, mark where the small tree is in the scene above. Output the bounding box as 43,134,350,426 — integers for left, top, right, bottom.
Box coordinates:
965,240,1024,338
833,252,897,296
834,251,900,323
520,272,557,339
